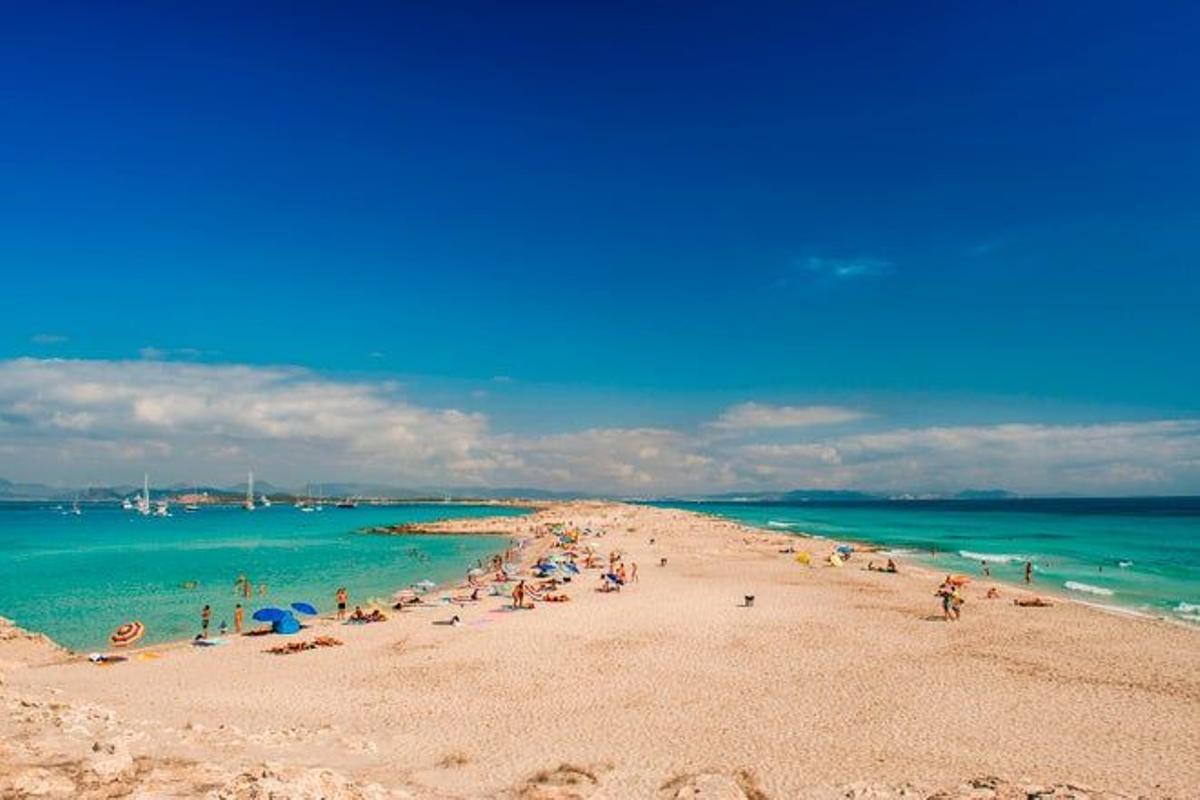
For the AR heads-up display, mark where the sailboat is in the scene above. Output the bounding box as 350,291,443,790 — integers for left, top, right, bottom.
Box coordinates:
136,474,151,516
260,494,272,508
243,471,255,511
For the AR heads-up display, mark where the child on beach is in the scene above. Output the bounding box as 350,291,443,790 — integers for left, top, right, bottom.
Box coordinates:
201,604,211,637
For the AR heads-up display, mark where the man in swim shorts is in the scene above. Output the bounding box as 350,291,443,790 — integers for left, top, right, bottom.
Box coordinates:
336,587,348,620
201,604,211,637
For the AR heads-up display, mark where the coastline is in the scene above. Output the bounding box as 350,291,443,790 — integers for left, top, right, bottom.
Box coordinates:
671,504,1199,628
2,501,1197,798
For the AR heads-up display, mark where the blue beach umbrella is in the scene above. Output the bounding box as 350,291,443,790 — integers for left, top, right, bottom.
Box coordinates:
290,602,318,616
252,607,287,622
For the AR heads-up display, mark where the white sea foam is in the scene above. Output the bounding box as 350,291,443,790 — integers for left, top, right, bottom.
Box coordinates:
767,520,796,528
1174,602,1200,614
1064,581,1114,597
958,550,1027,564
1118,560,1133,568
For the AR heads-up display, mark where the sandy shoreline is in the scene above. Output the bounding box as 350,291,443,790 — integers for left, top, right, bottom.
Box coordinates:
2,501,1197,798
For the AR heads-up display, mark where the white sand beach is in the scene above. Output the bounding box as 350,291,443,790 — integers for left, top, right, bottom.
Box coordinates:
2,502,1197,799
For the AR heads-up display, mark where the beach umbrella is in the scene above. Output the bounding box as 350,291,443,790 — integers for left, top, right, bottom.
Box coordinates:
252,607,287,622
290,602,318,616
109,621,145,648
836,544,854,554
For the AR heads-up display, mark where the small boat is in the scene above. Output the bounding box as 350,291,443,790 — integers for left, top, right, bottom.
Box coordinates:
260,494,272,508
121,497,134,511
184,503,200,513
154,500,171,517
335,498,357,509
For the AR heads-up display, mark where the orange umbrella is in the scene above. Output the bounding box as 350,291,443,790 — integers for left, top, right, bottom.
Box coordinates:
109,621,145,648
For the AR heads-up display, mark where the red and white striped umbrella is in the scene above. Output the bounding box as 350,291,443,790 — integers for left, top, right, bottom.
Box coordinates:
109,621,145,648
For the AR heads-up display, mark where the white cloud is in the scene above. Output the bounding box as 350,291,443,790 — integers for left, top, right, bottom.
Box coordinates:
802,256,893,279
0,358,1197,495
708,403,866,431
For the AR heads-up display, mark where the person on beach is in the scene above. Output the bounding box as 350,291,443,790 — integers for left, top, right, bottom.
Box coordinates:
630,562,638,583
1024,561,1033,584
935,579,960,622
234,603,244,634
981,560,990,577
258,583,268,597
336,587,348,620
201,604,211,637
512,580,527,609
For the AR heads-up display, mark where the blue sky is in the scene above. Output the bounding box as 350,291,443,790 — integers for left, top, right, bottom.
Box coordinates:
2,3,1198,493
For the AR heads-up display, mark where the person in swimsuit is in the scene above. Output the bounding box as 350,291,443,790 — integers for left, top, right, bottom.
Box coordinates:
1024,561,1033,584
234,603,244,634
201,604,211,637
336,587,348,620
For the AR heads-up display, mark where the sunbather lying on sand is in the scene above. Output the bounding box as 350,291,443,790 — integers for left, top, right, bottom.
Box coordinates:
347,606,388,623
1014,597,1053,607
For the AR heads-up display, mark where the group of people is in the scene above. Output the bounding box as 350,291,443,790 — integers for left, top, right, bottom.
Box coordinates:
935,576,966,621
199,602,246,638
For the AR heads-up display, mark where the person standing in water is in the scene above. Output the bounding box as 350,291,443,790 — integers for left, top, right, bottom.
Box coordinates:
234,603,244,634
981,560,990,577
201,604,211,637
1024,561,1033,584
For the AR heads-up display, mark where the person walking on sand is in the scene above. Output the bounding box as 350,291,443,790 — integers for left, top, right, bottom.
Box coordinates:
336,587,348,620
234,603,244,634
201,604,211,637
1024,561,1033,584
630,562,638,583
512,580,526,610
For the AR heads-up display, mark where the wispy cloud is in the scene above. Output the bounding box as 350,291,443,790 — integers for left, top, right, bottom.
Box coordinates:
139,346,208,360
801,256,893,280
1,358,1197,495
30,333,68,344
708,403,866,431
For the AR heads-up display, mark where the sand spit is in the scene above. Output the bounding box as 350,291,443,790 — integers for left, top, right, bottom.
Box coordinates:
2,501,1196,799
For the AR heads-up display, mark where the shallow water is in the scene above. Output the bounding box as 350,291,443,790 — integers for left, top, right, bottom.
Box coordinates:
650,498,1200,623
0,502,526,650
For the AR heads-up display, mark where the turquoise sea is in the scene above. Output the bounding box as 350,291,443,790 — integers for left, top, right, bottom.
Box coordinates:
0,503,527,651
652,498,1200,624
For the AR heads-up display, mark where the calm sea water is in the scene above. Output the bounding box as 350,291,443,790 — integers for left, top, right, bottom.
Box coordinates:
651,498,1200,624
0,503,526,650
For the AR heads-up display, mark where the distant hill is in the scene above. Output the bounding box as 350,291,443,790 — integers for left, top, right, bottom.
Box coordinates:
667,489,882,503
